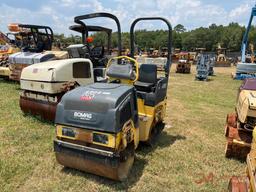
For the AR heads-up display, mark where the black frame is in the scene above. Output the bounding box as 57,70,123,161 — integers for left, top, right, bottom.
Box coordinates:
69,24,112,54
74,12,122,56
18,24,54,50
130,17,172,79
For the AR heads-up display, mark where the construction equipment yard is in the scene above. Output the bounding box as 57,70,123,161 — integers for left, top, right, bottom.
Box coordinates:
0,64,243,192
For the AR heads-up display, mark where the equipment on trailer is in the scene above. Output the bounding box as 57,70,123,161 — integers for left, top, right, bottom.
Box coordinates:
176,52,192,73
228,128,256,192
19,13,121,122
8,24,68,81
54,16,172,181
195,54,210,81
234,5,256,80
225,78,256,160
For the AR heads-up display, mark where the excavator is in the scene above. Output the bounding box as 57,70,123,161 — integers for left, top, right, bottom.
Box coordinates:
53,16,172,181
20,13,120,122
7,23,68,81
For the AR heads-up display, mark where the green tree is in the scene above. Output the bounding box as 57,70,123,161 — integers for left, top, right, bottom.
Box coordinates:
174,24,186,33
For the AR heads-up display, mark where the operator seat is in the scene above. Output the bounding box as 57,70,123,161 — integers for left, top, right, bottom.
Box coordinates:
135,64,157,92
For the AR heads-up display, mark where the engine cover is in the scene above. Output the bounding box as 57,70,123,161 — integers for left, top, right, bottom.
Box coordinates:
9,51,55,65
55,83,138,133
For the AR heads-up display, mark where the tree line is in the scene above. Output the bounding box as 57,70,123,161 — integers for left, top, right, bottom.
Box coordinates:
54,23,256,52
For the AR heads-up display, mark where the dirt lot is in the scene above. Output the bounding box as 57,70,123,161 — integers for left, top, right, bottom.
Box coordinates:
0,65,245,192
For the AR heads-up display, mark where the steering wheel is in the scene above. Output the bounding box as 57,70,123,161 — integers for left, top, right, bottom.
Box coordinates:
106,56,139,83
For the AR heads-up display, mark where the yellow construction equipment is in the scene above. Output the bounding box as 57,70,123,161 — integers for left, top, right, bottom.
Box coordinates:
228,128,256,191
225,79,256,160
176,52,192,73
7,23,68,81
0,30,20,78
19,21,116,121
54,15,172,180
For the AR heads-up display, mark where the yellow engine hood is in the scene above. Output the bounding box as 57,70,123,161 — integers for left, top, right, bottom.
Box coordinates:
237,90,256,123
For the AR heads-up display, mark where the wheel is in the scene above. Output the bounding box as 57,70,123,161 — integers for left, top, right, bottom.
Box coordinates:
146,122,165,146
117,144,135,181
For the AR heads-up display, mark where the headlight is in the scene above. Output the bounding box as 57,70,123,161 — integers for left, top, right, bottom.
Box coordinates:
62,127,76,138
93,133,108,144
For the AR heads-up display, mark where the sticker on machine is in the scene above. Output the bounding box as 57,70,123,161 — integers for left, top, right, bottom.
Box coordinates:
80,90,111,101
73,111,93,121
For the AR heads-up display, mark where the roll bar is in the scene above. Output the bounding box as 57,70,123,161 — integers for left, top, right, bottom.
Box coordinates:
18,24,54,50
69,25,112,53
74,12,122,56
130,17,172,78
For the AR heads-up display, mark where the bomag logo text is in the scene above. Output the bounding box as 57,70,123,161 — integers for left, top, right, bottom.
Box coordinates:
74,112,92,120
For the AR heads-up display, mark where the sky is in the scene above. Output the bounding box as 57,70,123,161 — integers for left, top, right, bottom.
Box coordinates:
0,0,256,35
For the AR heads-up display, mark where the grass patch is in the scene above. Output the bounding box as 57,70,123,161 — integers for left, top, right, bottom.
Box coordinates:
0,66,244,191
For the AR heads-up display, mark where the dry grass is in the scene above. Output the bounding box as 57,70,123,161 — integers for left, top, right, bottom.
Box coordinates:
0,65,245,192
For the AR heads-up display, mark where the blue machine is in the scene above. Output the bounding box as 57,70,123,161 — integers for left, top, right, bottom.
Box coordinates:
234,5,256,80
196,54,210,81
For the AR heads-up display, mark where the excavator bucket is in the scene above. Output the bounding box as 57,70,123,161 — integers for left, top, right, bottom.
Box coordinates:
225,114,252,160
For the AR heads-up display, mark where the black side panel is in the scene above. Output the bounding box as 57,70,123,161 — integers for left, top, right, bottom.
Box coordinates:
136,77,168,106
138,64,157,84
